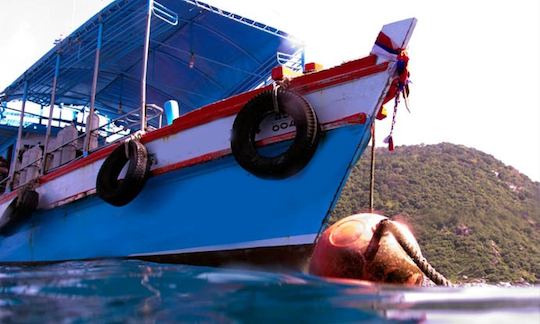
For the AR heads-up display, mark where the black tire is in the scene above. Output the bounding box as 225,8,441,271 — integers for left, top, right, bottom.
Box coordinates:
0,189,39,235
231,89,321,179
96,140,151,207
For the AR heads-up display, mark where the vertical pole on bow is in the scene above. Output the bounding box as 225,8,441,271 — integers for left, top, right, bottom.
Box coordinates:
41,54,61,175
140,0,154,134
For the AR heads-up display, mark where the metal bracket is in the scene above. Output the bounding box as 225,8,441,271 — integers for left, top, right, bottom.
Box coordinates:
127,130,144,143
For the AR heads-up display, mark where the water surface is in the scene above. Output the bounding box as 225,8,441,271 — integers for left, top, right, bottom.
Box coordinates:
0,260,538,323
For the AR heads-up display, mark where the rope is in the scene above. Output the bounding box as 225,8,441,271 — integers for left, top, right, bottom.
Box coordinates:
383,50,411,152
365,219,453,287
369,123,376,212
272,83,280,113
383,97,399,151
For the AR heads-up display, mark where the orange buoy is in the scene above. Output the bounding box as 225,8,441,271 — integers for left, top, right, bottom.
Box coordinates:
309,213,423,285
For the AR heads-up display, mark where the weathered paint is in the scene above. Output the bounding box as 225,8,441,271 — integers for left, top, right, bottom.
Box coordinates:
0,124,373,262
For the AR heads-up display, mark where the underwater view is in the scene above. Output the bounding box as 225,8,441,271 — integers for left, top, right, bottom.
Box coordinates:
0,260,538,323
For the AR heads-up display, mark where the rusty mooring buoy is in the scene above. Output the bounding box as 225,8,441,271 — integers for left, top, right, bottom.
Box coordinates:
309,213,424,285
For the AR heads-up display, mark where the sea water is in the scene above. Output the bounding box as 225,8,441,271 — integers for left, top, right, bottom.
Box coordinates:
0,260,538,323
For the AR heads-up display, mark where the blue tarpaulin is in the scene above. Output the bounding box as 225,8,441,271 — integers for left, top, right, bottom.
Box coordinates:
1,0,302,119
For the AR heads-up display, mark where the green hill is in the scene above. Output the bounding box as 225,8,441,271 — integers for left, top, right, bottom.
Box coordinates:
331,143,540,283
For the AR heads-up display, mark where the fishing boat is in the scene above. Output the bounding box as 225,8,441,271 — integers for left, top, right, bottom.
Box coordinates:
0,0,416,266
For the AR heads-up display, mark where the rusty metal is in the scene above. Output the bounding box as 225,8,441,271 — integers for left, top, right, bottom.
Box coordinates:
309,213,424,286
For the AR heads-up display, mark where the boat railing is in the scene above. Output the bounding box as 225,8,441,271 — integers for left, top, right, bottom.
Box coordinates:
277,48,305,72
8,104,164,191
1,106,73,129
152,1,179,26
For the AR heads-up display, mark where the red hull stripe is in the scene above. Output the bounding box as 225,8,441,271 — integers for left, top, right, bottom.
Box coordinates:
142,55,381,144
293,64,388,93
151,112,368,177
0,191,17,205
39,143,120,184
2,54,386,199
1,111,369,205
151,148,231,176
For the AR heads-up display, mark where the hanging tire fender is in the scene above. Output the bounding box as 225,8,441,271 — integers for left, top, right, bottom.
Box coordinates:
96,140,151,207
231,88,321,179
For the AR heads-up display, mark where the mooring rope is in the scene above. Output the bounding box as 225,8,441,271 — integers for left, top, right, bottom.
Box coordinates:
365,114,450,286
369,123,376,213
365,219,453,287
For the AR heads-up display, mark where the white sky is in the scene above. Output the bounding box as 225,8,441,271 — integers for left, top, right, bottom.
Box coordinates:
0,0,539,181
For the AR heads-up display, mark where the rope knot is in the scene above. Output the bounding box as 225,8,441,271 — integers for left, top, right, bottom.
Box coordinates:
365,218,453,287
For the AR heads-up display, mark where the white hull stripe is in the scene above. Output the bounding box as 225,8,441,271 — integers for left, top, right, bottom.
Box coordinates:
33,71,391,209
128,233,317,257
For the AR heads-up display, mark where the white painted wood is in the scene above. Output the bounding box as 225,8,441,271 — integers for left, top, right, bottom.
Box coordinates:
37,158,105,208
371,18,417,63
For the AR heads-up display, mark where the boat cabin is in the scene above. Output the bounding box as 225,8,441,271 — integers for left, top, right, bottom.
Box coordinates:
0,0,303,194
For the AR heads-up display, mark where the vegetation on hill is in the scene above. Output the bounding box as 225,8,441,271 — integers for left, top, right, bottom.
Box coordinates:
331,143,540,283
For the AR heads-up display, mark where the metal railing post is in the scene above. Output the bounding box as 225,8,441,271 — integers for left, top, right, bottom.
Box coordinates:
140,0,154,133
83,22,103,156
7,80,29,190
41,54,61,175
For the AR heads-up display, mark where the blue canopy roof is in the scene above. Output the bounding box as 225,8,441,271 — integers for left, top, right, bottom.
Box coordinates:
1,0,302,119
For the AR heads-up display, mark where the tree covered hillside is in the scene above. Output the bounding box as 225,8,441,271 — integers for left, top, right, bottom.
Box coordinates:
332,143,540,283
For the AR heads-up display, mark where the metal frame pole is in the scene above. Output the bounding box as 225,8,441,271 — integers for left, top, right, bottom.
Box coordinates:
41,54,61,175
7,81,29,189
140,0,154,133
83,22,103,156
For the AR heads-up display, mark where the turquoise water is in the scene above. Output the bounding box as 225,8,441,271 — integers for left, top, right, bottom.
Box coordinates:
0,260,538,323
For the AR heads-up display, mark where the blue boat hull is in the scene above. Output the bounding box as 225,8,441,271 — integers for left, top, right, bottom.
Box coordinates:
0,123,372,264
